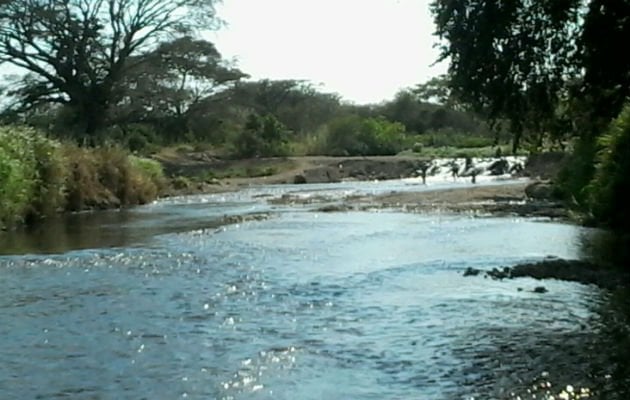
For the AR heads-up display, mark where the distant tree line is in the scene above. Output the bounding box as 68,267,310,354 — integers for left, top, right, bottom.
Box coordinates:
0,0,501,159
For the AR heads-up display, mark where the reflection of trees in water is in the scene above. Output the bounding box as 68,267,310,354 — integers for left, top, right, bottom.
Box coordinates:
452,301,630,399
578,231,630,399
595,288,630,398
448,230,630,399
0,211,139,254
451,317,606,398
579,230,630,270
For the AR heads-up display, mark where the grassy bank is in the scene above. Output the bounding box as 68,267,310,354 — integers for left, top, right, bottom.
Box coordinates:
0,126,165,230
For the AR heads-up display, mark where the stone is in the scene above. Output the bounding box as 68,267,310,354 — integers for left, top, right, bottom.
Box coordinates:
488,159,509,175
463,267,482,277
293,174,307,184
525,181,556,200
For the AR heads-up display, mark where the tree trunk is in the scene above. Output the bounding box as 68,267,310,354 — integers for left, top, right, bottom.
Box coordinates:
70,89,111,144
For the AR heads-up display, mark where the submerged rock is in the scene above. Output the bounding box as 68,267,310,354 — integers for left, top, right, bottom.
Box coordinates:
525,181,556,200
488,159,510,175
293,174,307,184
315,204,353,213
463,267,482,277
221,212,271,225
485,258,629,290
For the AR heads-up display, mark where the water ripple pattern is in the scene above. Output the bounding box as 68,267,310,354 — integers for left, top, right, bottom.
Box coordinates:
0,182,623,399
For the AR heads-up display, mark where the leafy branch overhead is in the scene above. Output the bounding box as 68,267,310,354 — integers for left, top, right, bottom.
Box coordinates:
431,0,630,151
115,37,247,123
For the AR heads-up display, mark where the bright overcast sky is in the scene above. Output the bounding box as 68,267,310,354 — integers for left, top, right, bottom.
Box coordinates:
209,0,447,104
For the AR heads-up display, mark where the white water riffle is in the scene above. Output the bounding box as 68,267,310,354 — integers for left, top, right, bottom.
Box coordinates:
404,156,527,185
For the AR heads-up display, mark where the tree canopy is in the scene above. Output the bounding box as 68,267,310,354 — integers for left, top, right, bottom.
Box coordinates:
431,0,630,229
0,0,220,135
431,0,586,151
431,0,630,145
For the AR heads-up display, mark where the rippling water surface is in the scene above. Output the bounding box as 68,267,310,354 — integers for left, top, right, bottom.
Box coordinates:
0,181,626,399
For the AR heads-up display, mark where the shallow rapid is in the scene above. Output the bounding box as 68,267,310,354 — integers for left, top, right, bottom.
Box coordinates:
1,179,627,399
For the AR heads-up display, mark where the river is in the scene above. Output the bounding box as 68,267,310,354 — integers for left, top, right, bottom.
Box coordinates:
1,179,628,399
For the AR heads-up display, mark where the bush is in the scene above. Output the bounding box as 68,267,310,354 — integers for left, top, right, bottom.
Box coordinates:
0,126,167,228
587,104,630,230
0,126,67,228
322,115,407,156
416,128,495,148
63,146,164,210
130,156,166,193
231,114,289,158
62,144,113,211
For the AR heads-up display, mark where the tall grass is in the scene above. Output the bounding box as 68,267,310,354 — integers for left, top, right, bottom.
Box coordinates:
0,126,66,227
0,126,166,229
62,145,166,211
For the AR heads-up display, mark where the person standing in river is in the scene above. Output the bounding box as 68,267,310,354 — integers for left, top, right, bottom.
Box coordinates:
450,161,459,180
418,161,430,184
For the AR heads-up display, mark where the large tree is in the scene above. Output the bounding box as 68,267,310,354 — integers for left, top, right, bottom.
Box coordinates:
0,0,219,136
112,36,246,140
210,79,343,136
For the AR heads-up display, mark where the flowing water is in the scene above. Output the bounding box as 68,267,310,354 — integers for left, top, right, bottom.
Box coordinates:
1,179,628,399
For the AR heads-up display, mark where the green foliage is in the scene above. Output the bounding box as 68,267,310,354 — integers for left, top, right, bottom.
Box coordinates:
62,145,164,211
0,126,166,228
0,0,221,135
415,129,494,148
586,104,630,230
130,157,166,190
0,126,66,228
231,114,289,158
322,115,407,156
555,136,597,207
399,145,515,159
431,0,586,152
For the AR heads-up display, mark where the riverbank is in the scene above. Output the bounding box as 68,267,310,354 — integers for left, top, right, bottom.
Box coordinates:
155,150,570,220
157,150,565,193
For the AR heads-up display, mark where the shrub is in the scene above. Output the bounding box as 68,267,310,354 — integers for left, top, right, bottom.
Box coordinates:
92,147,162,206
0,126,165,228
231,114,289,158
587,104,630,230
0,126,67,228
62,145,163,211
0,142,34,227
322,115,407,156
416,128,495,148
130,156,166,193
62,144,116,211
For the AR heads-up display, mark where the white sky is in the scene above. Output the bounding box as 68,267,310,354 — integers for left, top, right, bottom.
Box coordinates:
209,0,447,104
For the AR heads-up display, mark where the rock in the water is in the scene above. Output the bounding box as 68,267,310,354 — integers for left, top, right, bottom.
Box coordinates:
525,181,556,200
463,267,482,277
486,267,511,280
533,286,548,293
485,258,629,290
488,159,509,175
316,204,352,213
293,174,307,184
